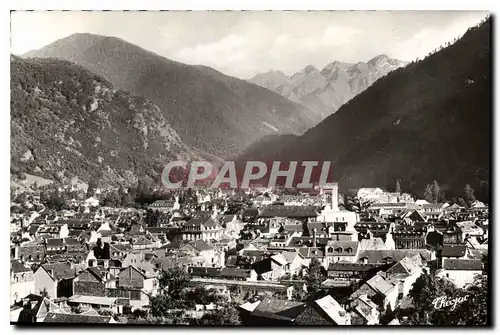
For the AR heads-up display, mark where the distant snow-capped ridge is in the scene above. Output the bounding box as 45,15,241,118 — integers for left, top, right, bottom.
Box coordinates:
249,54,408,119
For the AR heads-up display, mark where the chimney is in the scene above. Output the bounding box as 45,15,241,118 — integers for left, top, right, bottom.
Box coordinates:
312,228,317,248
331,183,339,212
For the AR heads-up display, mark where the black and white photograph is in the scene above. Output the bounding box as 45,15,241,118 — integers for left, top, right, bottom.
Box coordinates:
8,9,491,326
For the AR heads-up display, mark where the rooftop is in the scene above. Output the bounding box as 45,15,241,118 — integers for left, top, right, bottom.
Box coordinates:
68,295,118,306
442,259,482,271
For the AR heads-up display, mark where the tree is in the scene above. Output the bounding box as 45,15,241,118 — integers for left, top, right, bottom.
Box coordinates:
150,293,178,318
380,303,396,325
480,253,488,274
102,190,120,207
424,181,441,203
464,184,476,207
135,179,152,205
40,288,49,299
408,269,457,325
432,180,441,203
291,281,308,302
46,192,67,211
450,274,488,325
145,209,161,227
395,180,401,194
158,266,191,299
424,184,434,203
344,196,374,213
149,266,192,318
305,258,326,295
430,274,488,326
457,197,467,207
14,192,28,204
192,302,241,325
86,179,98,198
118,185,132,206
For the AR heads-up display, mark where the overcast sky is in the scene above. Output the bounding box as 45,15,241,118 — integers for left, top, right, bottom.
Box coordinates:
11,11,488,79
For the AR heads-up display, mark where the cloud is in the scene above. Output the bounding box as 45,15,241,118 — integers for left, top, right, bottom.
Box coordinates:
320,26,362,46
10,11,489,78
393,14,487,61
173,33,257,77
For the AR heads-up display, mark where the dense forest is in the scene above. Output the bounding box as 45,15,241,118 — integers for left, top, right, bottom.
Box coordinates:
11,56,197,187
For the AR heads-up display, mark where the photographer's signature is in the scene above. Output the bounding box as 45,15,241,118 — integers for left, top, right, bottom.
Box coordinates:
432,295,469,311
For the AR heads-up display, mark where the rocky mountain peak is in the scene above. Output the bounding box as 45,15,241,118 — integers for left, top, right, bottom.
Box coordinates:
249,54,407,119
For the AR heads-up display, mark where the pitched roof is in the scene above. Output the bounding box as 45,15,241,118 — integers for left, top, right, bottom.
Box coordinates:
386,257,420,276
243,208,259,217
357,249,431,264
38,224,64,233
110,244,133,252
149,200,175,208
314,295,350,325
11,259,32,274
282,224,303,233
403,210,427,222
239,300,261,312
328,263,380,272
366,274,395,296
132,235,152,245
270,254,288,266
27,224,41,235
288,236,330,248
325,241,359,256
352,295,378,323
68,295,118,306
219,267,255,279
252,298,306,321
46,238,65,247
189,266,254,279
359,238,387,251
259,205,318,218
441,245,467,257
80,267,105,282
306,221,327,233
456,221,483,233
41,262,76,280
146,227,175,235
442,259,482,271
63,237,81,246
160,256,192,270
184,216,220,229
388,318,401,325
281,251,303,263
298,247,325,258
133,262,158,278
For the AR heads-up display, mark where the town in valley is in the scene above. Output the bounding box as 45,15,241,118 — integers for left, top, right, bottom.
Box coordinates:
10,179,489,325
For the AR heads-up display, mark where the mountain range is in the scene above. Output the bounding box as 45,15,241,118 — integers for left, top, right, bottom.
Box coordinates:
240,18,491,200
14,18,490,198
24,34,318,159
249,55,408,118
